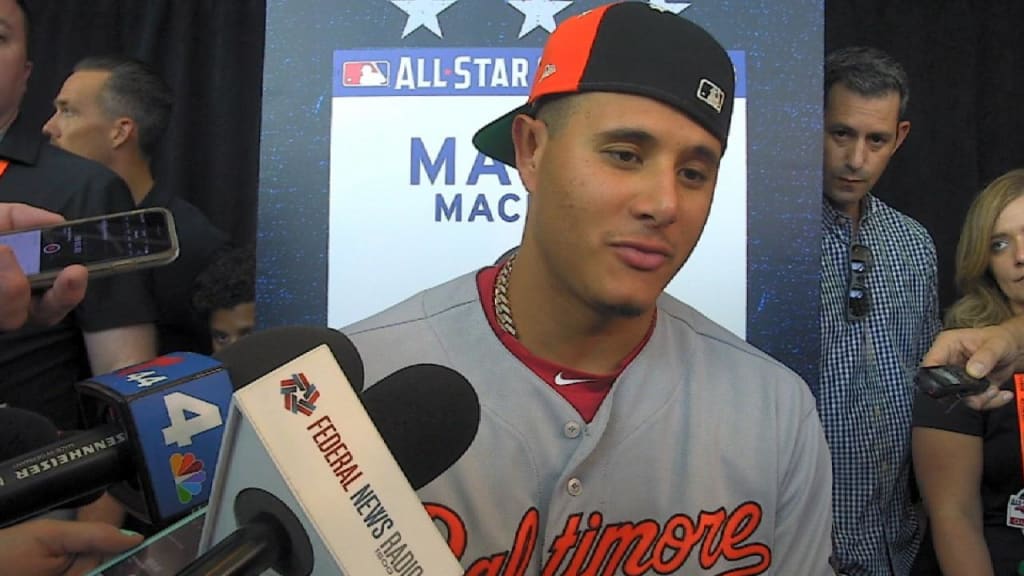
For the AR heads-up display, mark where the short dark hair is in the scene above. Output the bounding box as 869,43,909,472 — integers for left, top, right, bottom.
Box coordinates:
825,46,910,119
533,94,579,137
73,55,173,159
192,246,256,316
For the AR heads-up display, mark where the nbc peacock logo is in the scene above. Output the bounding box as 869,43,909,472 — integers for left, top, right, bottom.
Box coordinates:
169,452,207,504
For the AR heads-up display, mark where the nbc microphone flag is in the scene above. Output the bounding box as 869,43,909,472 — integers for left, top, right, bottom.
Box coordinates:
342,60,389,87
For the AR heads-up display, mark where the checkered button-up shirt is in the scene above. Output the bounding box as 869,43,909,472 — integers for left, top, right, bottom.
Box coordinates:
819,195,941,576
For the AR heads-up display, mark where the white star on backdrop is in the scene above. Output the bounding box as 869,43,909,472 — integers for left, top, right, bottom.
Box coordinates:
390,0,460,38
648,0,691,14
507,1,573,38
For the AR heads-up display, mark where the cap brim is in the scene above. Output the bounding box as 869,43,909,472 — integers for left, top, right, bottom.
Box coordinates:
471,103,531,167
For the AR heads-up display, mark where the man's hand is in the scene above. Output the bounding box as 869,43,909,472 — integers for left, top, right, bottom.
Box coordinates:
0,518,142,576
0,203,88,331
921,318,1024,410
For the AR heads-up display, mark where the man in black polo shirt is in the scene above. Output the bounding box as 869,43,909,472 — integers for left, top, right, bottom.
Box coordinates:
43,55,230,354
0,0,157,429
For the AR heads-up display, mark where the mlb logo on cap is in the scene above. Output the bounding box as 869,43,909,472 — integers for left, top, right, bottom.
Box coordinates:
697,78,725,113
342,61,390,87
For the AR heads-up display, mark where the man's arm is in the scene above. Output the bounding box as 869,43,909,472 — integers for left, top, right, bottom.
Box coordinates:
82,323,157,375
64,163,158,374
772,405,834,575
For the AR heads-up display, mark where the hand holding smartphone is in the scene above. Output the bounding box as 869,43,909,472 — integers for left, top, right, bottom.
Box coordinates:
0,207,179,289
914,364,991,399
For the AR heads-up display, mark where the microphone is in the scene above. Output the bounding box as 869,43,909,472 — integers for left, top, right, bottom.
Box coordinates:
213,326,365,397
0,407,59,461
188,361,480,576
361,364,480,488
0,407,105,513
0,327,364,529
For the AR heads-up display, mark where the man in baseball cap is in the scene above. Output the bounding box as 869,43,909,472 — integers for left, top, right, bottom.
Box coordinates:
345,2,833,573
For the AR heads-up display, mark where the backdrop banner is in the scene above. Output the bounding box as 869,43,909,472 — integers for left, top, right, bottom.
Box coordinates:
259,0,823,389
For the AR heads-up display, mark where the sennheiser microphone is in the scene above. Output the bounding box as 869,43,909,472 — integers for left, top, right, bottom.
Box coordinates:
0,407,60,461
183,363,480,576
0,327,364,529
0,407,106,515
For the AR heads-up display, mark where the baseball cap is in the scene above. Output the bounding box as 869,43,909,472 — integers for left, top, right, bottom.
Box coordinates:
472,1,735,166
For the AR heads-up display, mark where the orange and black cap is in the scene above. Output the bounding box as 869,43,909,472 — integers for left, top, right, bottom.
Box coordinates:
472,1,735,166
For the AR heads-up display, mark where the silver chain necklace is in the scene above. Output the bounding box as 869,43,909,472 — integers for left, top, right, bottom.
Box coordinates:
493,253,517,338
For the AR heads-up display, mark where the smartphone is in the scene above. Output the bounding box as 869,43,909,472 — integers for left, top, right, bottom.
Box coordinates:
914,365,991,399
86,507,206,576
0,207,178,289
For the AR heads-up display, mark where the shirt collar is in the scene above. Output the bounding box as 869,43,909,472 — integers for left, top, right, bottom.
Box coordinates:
823,193,877,227
0,113,44,165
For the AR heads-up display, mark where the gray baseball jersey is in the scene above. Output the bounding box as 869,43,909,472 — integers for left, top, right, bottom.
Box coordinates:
345,272,832,575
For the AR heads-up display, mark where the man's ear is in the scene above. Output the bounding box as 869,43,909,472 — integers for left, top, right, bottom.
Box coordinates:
511,114,547,194
18,61,33,99
111,118,134,149
893,120,911,153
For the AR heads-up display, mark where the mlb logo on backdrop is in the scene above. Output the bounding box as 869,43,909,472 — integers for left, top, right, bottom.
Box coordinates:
343,61,390,87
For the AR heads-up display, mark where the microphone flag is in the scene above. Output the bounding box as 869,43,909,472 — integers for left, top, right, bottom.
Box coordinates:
75,352,234,525
201,344,462,575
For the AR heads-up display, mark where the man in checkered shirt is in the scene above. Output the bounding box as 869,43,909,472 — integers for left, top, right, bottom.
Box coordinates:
818,47,941,575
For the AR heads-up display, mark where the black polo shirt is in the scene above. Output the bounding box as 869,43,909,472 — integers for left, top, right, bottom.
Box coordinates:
0,114,156,428
140,182,230,354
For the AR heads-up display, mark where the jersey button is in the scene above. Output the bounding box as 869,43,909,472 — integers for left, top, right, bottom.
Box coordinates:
567,478,583,496
563,421,581,439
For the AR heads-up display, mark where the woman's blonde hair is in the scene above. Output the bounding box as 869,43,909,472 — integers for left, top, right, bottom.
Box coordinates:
946,168,1024,328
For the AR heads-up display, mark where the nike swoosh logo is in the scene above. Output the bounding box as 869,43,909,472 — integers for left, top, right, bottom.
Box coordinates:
553,372,595,386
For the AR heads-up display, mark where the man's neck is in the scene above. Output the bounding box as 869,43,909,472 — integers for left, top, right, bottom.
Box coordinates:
112,156,155,205
506,248,655,374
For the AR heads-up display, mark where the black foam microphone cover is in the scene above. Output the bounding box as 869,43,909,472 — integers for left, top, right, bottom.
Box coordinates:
362,363,480,490
0,407,59,461
0,407,105,516
213,326,365,394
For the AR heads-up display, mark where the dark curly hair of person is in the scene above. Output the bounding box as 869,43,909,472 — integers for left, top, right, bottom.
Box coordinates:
192,246,256,316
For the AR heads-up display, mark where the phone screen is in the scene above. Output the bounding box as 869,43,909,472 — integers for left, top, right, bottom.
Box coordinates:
88,508,206,576
0,210,173,276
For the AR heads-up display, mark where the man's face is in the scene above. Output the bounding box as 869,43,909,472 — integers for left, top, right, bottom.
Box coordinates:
989,195,1024,316
0,0,31,127
42,70,116,165
209,301,256,353
513,92,721,318
823,82,909,220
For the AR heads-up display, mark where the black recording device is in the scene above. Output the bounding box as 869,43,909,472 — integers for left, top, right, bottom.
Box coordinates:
914,365,991,399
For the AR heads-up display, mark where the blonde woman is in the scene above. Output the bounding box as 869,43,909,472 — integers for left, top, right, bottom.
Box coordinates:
913,168,1024,575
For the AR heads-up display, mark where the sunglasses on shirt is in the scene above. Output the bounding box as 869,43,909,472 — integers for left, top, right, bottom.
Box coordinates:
848,244,872,321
